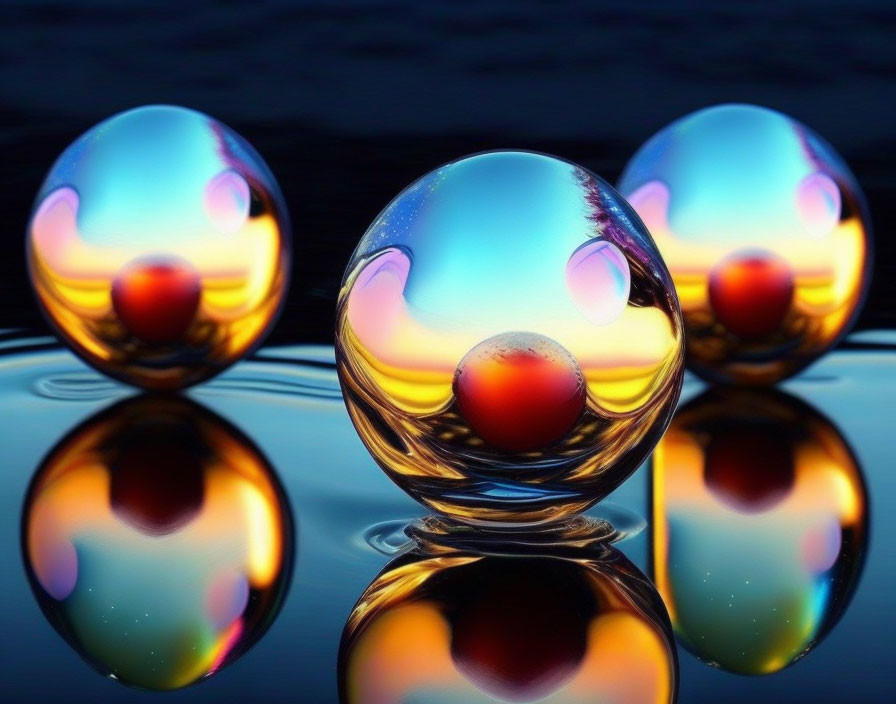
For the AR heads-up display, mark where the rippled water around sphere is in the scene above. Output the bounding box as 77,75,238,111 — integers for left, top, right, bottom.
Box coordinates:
0,332,893,702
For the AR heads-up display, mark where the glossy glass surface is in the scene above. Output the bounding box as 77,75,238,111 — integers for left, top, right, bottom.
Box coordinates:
337,151,684,525
340,544,677,704
652,387,867,675
27,105,291,390
618,104,871,385
22,394,294,690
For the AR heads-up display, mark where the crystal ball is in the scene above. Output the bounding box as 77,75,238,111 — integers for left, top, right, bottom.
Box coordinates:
27,105,291,390
618,104,871,385
339,546,677,703
336,151,684,525
22,395,294,691
651,388,867,675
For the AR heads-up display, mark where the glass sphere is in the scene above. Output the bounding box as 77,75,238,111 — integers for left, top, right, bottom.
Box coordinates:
618,104,871,385
27,105,291,390
340,545,677,704
651,388,867,675
336,151,684,525
22,395,294,691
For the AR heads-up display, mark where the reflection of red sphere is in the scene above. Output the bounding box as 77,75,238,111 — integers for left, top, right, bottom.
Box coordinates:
704,425,794,513
449,560,590,702
708,251,793,339
453,333,586,452
109,426,205,535
112,257,201,344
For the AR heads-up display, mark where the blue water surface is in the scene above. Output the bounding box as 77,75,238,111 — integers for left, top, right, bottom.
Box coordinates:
0,329,893,702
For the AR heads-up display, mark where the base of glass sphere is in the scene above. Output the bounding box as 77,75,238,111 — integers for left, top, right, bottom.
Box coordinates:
406,514,624,555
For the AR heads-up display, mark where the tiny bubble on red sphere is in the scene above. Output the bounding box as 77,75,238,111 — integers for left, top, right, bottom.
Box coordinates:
708,250,794,340
453,332,586,452
111,256,201,344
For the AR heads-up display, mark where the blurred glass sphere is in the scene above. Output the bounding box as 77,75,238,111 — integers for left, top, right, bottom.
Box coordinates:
619,104,871,385
27,105,291,390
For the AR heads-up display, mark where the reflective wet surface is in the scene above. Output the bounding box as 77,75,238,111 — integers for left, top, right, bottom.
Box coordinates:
340,543,677,704
0,329,894,701
23,394,294,690
652,387,867,676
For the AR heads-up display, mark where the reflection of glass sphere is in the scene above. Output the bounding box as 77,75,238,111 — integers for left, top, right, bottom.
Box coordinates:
337,151,684,525
651,388,867,675
22,395,294,691
27,105,291,390
340,545,677,703
619,104,871,385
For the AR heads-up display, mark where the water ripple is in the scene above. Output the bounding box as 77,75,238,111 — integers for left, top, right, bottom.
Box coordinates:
586,501,646,542
32,362,343,403
360,519,415,556
202,371,342,400
33,372,127,401
359,502,645,557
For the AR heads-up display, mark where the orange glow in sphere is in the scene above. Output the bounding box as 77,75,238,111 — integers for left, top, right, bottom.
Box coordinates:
652,388,867,674
22,395,294,690
337,151,684,525
111,256,202,345
707,251,794,340
620,104,871,384
27,105,291,390
340,546,677,704
702,423,795,514
453,333,586,453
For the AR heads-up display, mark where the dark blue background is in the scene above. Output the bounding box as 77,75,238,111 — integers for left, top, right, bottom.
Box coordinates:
1,0,894,341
